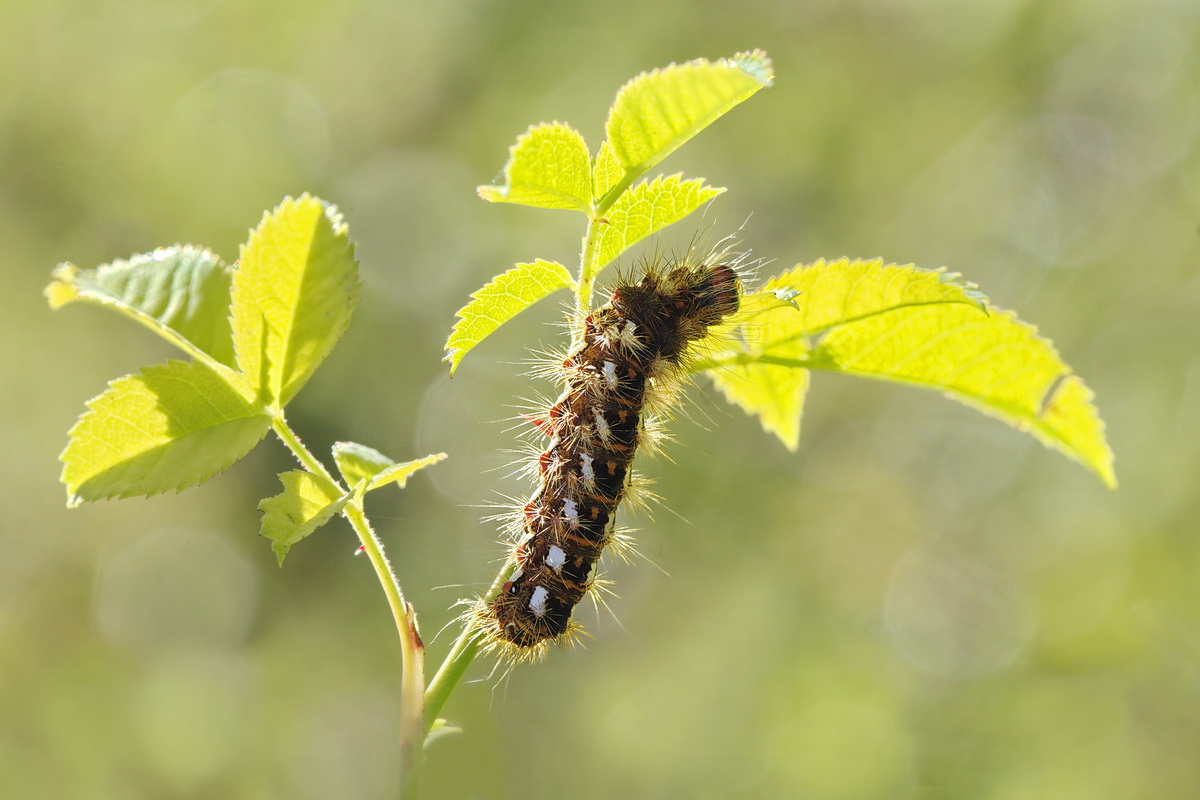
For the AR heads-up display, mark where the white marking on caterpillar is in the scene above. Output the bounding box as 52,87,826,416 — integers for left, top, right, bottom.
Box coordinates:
546,545,566,571
529,585,550,618
603,360,618,388
593,409,611,442
563,498,579,526
579,452,595,486
617,320,638,349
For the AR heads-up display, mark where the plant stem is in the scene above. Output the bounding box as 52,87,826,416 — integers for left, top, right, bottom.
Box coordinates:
423,628,480,733
422,561,514,732
574,216,603,331
270,413,425,797
344,503,424,798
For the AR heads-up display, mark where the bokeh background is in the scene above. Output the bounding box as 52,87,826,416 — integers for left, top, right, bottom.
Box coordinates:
3,0,1198,797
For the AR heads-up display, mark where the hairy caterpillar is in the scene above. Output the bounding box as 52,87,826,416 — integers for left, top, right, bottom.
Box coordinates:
471,258,743,659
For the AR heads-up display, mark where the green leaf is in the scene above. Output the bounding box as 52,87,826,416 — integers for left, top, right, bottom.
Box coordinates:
760,258,987,337
707,291,811,450
61,359,271,505
587,175,724,282
599,49,773,209
813,303,1115,488
231,194,360,407
477,122,593,212
444,259,575,375
332,441,395,489
721,259,1115,487
362,452,447,495
592,140,624,204
47,246,236,367
258,470,347,564
333,442,445,497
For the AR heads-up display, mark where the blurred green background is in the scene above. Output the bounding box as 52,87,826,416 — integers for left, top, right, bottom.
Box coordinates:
3,0,1198,797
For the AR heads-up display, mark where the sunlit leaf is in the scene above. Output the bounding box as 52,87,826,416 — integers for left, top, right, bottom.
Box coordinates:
231,194,360,407
259,470,347,564
362,453,447,497
719,259,1115,487
814,302,1113,487
592,140,623,205
61,359,271,505
706,290,811,450
444,259,575,374
586,175,724,283
332,442,446,499
47,246,236,367
332,441,394,489
599,49,773,208
477,122,593,212
763,259,987,336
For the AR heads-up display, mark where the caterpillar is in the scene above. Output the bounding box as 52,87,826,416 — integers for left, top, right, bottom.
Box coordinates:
471,257,743,659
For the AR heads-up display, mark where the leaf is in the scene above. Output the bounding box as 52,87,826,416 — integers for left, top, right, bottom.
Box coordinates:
477,122,593,213
231,195,360,407
814,303,1114,487
258,470,347,564
362,452,447,495
599,49,773,208
332,441,395,489
61,359,272,505
332,443,445,498
47,246,236,367
587,175,724,282
444,259,575,375
707,291,811,450
762,259,987,337
724,259,1115,487
592,140,624,205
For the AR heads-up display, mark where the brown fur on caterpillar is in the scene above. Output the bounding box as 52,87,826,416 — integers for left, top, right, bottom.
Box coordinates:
470,259,742,658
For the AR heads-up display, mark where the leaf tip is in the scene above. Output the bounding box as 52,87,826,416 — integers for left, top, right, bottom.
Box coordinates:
722,49,775,87
442,348,462,375
45,263,80,309
477,185,504,203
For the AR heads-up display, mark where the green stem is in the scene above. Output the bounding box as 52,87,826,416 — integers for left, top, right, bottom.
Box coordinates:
270,413,340,487
423,561,515,733
270,413,424,797
345,503,424,798
574,216,603,329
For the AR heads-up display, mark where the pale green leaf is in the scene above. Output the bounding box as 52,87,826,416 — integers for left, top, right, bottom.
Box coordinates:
587,175,724,283
47,246,236,367
731,259,1114,487
813,303,1114,487
231,194,360,407
592,140,623,204
600,49,772,208
706,292,811,450
444,259,575,375
765,259,987,337
332,442,444,499
332,441,394,489
364,452,447,494
258,470,347,564
61,359,272,505
477,122,593,212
